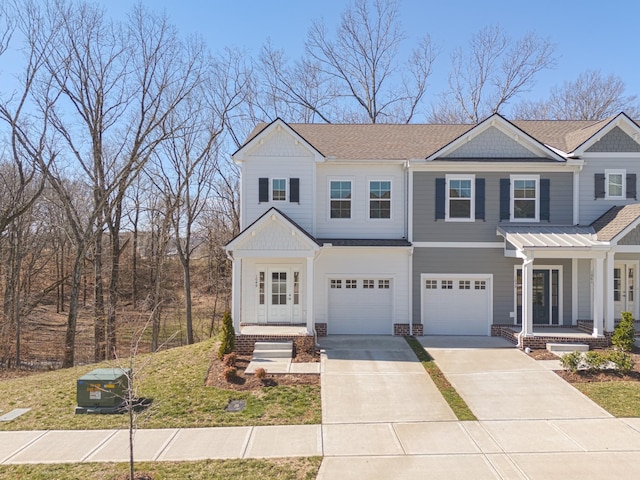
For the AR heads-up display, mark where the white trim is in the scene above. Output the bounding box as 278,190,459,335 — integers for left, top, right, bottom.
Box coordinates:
413,242,504,249
408,170,414,242
572,170,580,225
420,273,493,336
571,258,578,325
613,245,640,253
367,178,392,220
513,264,563,327
445,174,475,222
409,162,579,173
604,169,626,200
510,174,540,222
581,152,640,158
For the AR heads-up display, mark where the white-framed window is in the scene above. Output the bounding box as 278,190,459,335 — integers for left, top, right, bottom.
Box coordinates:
378,279,390,289
511,175,539,222
459,280,471,290
293,271,300,305
369,180,391,219
258,271,265,305
330,180,352,219
271,178,286,201
425,279,438,289
330,279,342,289
363,279,375,289
446,174,474,221
346,279,357,289
474,280,486,290
605,169,625,200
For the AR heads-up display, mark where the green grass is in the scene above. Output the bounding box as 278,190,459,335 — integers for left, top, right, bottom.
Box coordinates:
0,458,322,480
0,338,321,431
572,381,640,417
404,336,477,421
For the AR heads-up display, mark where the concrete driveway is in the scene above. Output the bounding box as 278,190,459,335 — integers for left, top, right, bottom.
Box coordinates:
419,336,611,420
319,335,455,424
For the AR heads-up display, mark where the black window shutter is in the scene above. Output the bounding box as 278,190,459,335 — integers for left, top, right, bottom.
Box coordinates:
594,173,605,199
475,178,485,220
259,177,269,203
626,173,636,199
499,178,510,220
435,178,445,220
540,178,550,221
290,178,300,203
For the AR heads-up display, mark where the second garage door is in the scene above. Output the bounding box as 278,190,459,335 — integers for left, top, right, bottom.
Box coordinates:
328,278,392,334
422,275,491,335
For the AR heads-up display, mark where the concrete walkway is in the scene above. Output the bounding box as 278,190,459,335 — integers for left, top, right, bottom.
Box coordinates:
419,336,611,420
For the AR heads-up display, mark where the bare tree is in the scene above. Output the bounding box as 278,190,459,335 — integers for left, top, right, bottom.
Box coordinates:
257,0,436,124
431,25,556,123
514,70,640,120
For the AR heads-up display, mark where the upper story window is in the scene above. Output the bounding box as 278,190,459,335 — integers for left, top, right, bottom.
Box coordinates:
446,175,474,221
511,175,539,222
272,178,286,201
330,180,352,219
605,170,625,199
369,181,391,219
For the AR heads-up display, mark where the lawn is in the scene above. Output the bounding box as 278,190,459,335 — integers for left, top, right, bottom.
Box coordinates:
0,339,321,431
572,381,640,417
0,458,322,480
404,336,476,421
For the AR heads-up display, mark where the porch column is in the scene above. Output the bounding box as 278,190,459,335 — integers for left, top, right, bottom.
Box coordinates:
305,256,314,335
605,251,615,332
521,253,534,337
231,256,241,334
592,255,605,337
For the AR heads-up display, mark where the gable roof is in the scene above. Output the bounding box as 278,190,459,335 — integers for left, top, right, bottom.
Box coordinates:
239,114,640,160
591,204,640,242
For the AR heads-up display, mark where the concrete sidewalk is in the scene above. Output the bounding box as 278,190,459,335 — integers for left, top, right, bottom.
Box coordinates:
419,336,611,420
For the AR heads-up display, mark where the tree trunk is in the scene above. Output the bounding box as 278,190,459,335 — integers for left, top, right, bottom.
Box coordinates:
63,251,85,368
183,259,193,344
94,226,106,362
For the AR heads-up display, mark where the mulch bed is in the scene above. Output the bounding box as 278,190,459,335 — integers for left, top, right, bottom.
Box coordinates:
205,353,320,391
526,347,640,384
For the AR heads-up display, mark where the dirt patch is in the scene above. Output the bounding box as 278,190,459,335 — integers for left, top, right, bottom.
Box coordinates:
205,354,320,391
526,349,559,361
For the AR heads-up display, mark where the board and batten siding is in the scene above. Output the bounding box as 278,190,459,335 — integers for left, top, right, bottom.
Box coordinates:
413,171,574,243
313,247,411,325
241,129,316,233
412,248,573,326
315,163,406,239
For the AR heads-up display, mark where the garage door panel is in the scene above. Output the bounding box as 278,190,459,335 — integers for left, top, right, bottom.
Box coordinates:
328,278,392,334
423,276,491,336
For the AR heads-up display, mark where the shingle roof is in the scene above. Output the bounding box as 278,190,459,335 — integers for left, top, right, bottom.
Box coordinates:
591,204,640,241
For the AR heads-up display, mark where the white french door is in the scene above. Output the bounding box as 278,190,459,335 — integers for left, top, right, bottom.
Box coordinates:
614,263,636,319
257,266,302,324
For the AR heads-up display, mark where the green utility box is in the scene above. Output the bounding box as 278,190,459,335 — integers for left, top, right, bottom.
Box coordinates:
76,368,130,409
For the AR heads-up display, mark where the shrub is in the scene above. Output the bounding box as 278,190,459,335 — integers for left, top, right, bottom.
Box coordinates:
222,352,237,367
560,351,582,373
254,367,267,379
218,312,235,359
608,350,635,374
612,311,636,352
221,366,237,382
583,350,608,372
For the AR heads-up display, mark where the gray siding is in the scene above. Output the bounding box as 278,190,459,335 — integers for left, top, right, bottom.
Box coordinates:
443,127,542,158
586,127,640,153
619,224,640,245
412,248,573,325
413,171,574,242
577,259,592,319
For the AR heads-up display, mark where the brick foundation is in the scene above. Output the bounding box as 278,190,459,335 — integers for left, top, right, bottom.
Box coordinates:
235,334,316,356
491,323,613,349
393,323,423,336
314,323,327,337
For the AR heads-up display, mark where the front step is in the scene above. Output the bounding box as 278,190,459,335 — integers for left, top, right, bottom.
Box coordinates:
546,343,589,353
252,341,293,360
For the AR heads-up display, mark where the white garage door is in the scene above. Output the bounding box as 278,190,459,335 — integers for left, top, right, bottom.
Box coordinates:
422,276,491,335
328,278,392,334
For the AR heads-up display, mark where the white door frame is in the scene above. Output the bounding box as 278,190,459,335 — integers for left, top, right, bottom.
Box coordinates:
513,264,563,326
256,264,303,324
614,261,639,320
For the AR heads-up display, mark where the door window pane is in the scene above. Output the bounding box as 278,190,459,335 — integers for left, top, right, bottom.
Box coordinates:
272,272,287,305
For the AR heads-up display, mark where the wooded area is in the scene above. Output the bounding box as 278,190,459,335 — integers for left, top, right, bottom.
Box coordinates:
0,0,637,370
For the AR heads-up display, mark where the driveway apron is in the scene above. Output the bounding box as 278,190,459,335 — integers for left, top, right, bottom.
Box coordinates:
319,335,455,424
419,336,611,420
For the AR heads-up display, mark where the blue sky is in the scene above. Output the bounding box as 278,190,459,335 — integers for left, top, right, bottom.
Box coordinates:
4,0,640,116
103,0,640,104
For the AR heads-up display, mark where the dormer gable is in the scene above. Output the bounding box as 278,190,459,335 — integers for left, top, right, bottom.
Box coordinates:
226,208,320,255
232,118,325,163
572,112,640,155
426,113,566,162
